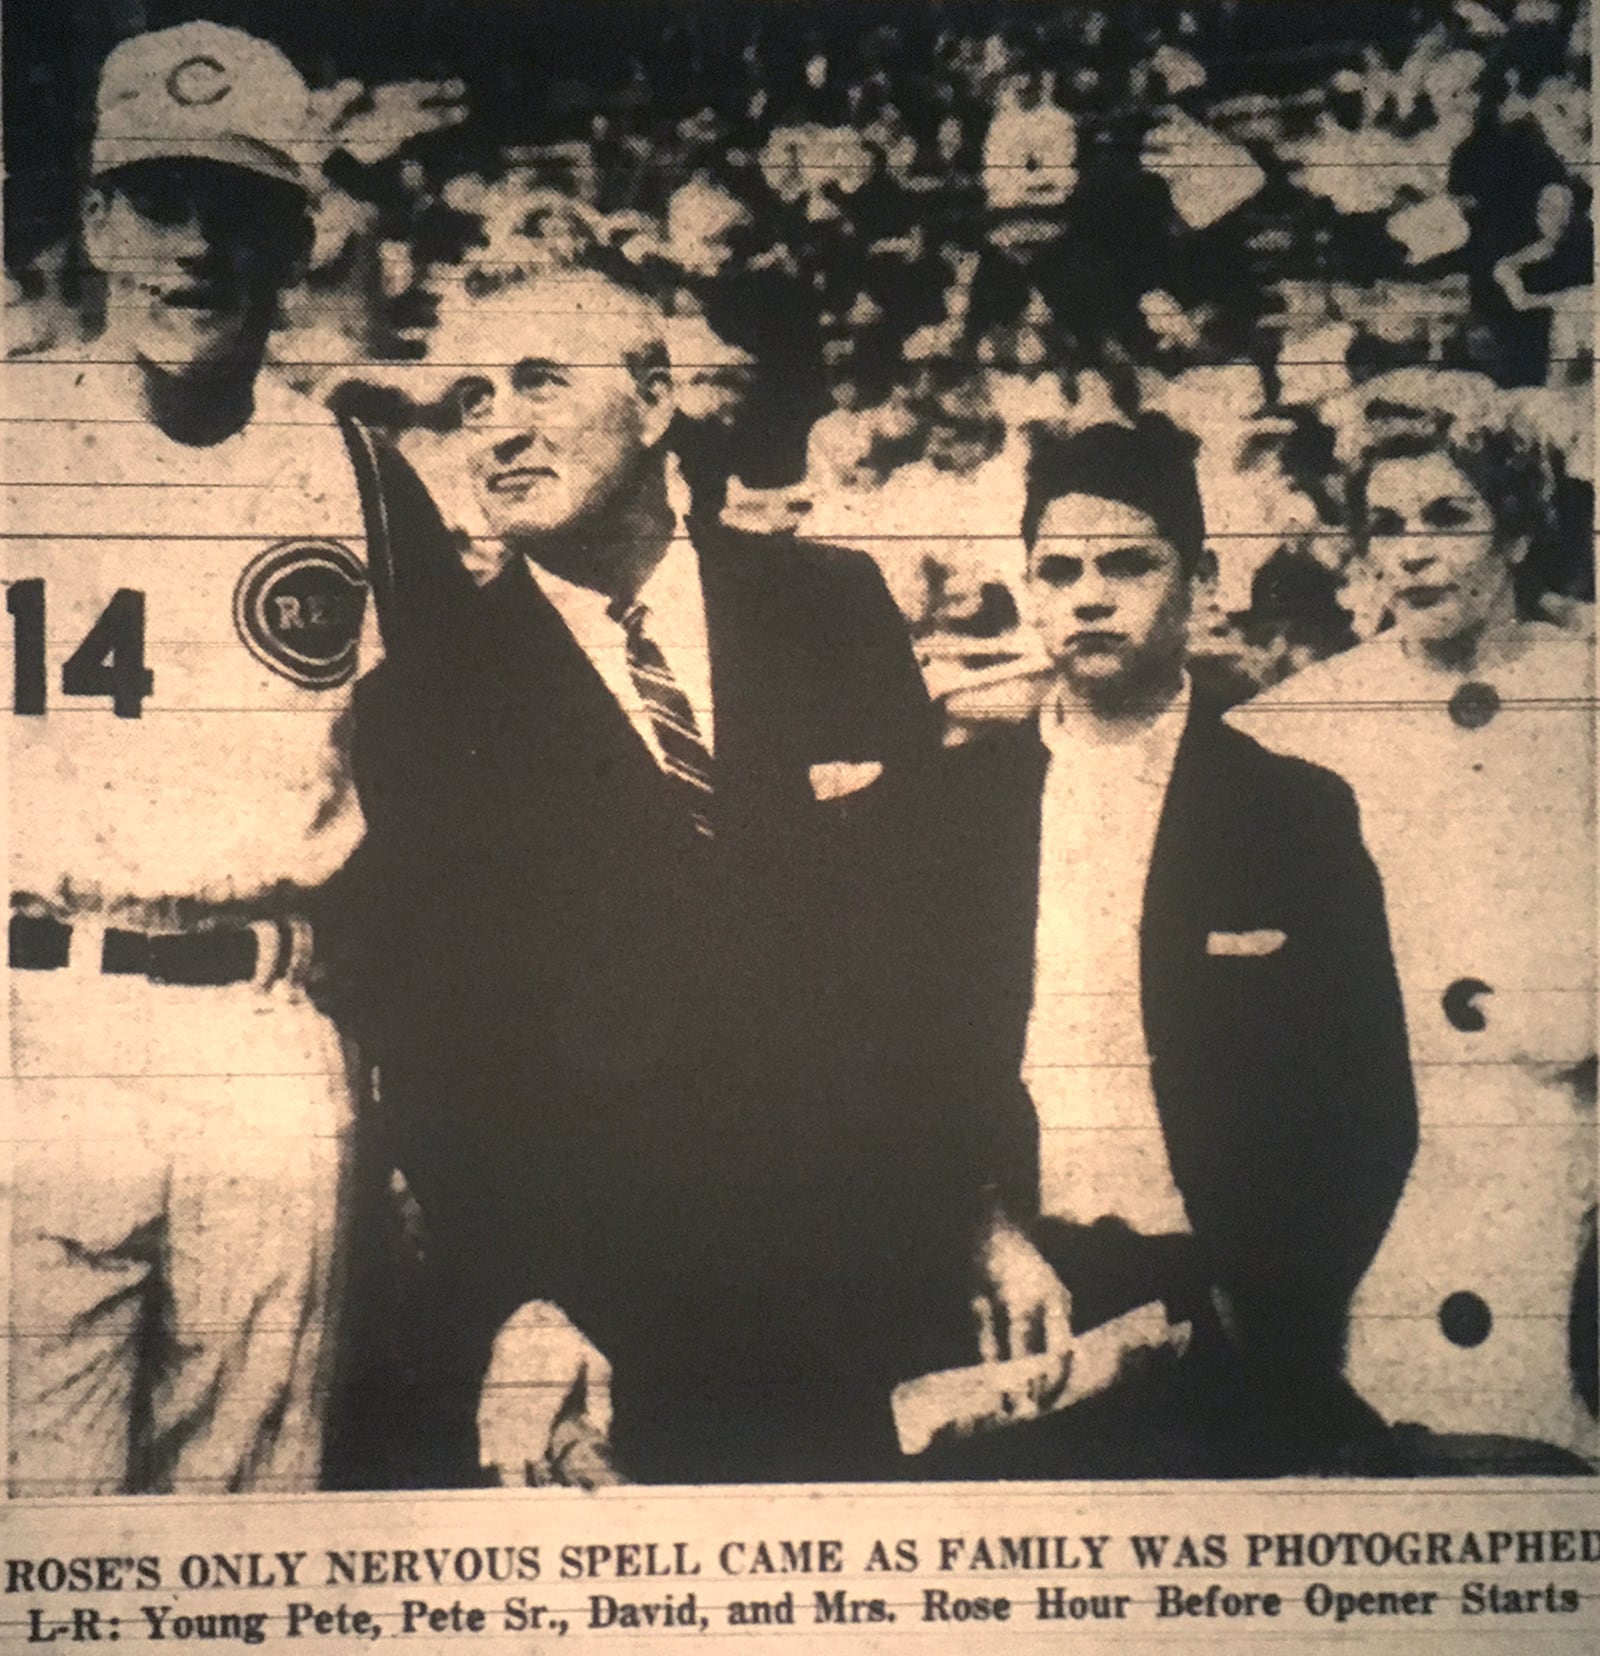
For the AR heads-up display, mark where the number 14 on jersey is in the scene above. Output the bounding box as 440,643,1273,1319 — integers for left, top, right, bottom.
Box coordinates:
7,579,153,719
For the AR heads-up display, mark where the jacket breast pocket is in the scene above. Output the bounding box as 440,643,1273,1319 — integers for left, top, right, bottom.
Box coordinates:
1205,928,1288,959
1186,929,1299,1030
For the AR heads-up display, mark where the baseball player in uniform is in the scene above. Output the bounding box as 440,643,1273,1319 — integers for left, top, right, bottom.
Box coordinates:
4,24,447,1494
1232,410,1597,1466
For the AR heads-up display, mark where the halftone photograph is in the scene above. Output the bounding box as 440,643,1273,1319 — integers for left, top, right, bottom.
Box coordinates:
3,0,1593,1500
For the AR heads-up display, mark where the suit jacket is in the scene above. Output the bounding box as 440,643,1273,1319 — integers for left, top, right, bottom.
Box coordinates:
344,515,1001,1482
930,698,1419,1405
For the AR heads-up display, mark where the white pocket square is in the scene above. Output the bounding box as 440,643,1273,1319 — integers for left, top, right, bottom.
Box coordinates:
1206,928,1287,957
809,759,884,802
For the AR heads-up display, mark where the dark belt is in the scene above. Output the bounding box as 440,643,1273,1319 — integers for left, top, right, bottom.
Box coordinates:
10,913,260,985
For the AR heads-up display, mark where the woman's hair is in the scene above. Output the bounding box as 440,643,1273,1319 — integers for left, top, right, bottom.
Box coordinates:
1347,412,1588,611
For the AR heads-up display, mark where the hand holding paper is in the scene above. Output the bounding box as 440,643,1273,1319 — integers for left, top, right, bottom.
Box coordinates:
972,1215,1074,1363
893,1302,1193,1458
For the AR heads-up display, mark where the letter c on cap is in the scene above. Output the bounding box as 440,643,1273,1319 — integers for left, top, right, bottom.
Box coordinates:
168,55,231,107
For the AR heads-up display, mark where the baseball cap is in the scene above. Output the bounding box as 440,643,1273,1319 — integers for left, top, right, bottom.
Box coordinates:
91,23,312,193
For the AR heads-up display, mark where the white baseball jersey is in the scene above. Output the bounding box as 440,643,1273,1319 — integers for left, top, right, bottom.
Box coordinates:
1232,625,1597,1454
3,355,380,915
4,353,382,1495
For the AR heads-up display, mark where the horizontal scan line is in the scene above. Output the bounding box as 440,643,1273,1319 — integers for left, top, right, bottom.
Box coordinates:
3,529,1593,543
940,699,1598,713
66,292,1592,317
2,706,365,714
1037,1120,1592,1131
9,143,1588,170
1027,1056,1596,1071
11,1071,355,1081
2,701,1594,718
8,352,1595,369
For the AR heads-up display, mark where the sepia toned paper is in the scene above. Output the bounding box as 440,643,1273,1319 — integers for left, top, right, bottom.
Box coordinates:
2,1,1596,1648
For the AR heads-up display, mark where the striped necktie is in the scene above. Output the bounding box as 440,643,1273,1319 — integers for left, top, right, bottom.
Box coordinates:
613,598,715,838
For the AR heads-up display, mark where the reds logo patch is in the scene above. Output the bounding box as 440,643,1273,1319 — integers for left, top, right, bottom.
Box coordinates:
233,540,368,689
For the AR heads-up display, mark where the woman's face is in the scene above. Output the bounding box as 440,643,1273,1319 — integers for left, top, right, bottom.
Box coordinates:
1363,452,1520,647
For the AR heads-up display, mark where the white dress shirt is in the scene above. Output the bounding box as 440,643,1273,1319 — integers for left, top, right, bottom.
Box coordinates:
527,530,716,763
1023,678,1193,1235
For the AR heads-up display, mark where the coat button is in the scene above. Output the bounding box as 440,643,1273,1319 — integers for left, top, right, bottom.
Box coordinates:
1443,977,1493,1031
1449,681,1500,728
1439,1291,1493,1348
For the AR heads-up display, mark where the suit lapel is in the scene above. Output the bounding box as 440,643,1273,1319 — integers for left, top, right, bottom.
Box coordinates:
948,719,1050,1056
1140,706,1267,1136
693,529,752,769
970,706,1219,1056
1142,708,1217,967
1007,717,1050,949
483,557,631,739
694,525,805,822
474,556,685,830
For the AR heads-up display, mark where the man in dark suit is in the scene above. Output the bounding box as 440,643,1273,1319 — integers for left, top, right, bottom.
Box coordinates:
927,417,1418,1476
341,249,1045,1486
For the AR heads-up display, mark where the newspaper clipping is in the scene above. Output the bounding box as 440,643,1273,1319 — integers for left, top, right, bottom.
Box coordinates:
3,0,1596,1648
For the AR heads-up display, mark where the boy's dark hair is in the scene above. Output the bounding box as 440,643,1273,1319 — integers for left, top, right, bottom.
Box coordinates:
1023,415,1206,577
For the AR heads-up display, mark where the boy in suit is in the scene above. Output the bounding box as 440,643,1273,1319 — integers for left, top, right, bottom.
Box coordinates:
928,417,1417,1476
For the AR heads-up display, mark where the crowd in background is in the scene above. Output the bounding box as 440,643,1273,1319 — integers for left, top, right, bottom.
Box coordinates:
8,0,1593,701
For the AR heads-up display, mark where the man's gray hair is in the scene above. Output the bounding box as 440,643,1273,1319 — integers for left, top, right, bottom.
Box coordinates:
439,212,670,391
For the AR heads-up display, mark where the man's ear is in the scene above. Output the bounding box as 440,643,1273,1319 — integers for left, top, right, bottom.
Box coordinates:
1015,546,1046,629
256,201,316,294
80,187,114,274
1503,532,1532,569
284,206,317,282
636,358,677,450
